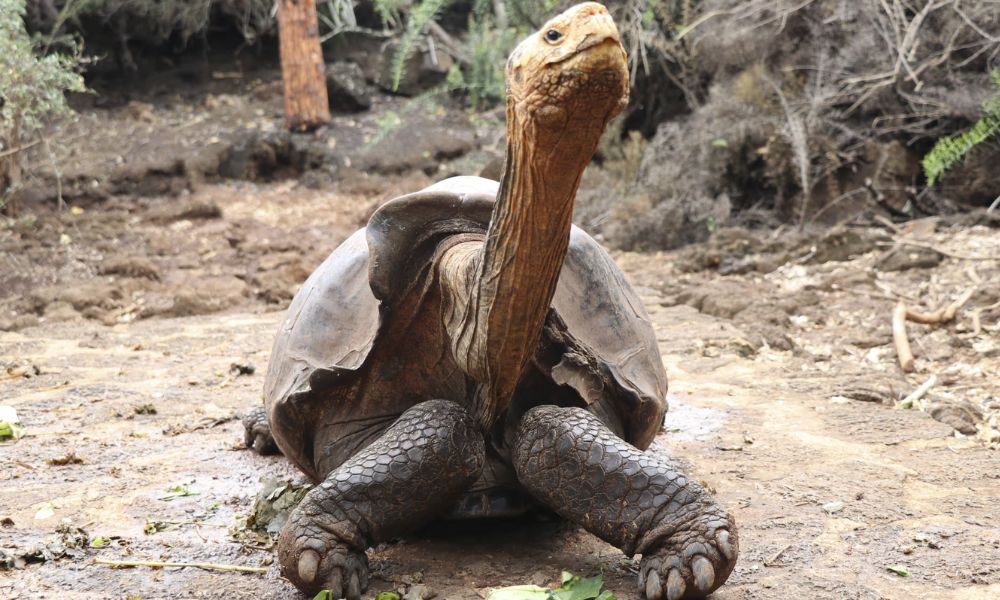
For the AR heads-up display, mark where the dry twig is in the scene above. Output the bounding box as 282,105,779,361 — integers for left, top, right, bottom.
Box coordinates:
893,301,914,372
93,558,266,574
905,287,976,324
892,288,976,371
897,374,937,409
883,239,1000,261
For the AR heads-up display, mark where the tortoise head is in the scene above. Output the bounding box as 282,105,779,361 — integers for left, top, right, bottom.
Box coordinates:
506,2,629,133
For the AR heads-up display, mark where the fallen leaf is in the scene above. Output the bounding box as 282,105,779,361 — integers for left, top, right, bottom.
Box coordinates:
485,586,551,600
887,564,909,577
34,503,56,520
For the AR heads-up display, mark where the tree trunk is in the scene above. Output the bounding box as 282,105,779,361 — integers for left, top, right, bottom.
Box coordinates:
277,0,330,132
1,117,22,217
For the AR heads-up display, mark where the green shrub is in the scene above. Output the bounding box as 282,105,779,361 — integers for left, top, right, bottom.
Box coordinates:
28,0,276,46
1,0,86,210
388,0,453,92
922,71,1000,187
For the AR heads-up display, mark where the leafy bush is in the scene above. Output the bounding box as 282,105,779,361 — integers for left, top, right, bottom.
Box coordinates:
26,0,276,48
923,70,1000,186
1,0,86,212
580,0,1000,249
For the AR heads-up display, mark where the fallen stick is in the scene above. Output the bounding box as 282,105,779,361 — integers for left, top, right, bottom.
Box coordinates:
881,239,1000,261
972,299,1000,336
897,374,937,409
893,302,914,373
893,288,978,371
905,287,976,324
93,558,266,574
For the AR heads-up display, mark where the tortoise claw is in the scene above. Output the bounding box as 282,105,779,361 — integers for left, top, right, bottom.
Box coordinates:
666,569,685,600
327,569,344,599
645,569,662,599
639,521,737,599
347,571,362,600
297,549,320,584
692,556,715,592
717,529,735,560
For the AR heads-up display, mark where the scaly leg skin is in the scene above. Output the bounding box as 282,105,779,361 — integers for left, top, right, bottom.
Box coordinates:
513,406,738,600
242,406,279,455
278,400,485,598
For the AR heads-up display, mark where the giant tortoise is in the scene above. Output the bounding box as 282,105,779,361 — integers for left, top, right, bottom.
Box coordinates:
244,3,738,598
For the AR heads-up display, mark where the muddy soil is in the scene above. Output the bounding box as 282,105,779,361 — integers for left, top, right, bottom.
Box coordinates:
2,63,1000,600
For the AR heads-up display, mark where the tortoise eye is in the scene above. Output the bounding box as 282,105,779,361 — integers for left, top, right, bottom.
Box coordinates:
544,29,563,43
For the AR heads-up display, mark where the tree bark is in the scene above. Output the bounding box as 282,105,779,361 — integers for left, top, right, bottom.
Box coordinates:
1,116,23,217
278,0,330,132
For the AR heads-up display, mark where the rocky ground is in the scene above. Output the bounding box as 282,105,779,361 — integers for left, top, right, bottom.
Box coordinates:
2,64,999,600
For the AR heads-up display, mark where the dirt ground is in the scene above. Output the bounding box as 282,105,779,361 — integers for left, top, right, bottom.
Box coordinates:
2,177,998,599
2,66,1000,600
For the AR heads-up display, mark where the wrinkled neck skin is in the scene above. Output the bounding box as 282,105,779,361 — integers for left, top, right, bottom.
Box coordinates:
439,93,614,429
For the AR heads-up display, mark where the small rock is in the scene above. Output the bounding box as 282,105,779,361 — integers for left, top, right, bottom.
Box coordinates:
807,228,888,263
43,301,81,323
327,62,372,112
404,584,436,600
927,400,982,435
0,314,40,331
229,363,256,377
98,256,161,281
700,293,751,319
822,501,844,514
876,245,944,272
168,276,248,317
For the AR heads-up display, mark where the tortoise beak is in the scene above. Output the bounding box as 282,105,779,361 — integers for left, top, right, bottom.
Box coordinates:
554,7,623,65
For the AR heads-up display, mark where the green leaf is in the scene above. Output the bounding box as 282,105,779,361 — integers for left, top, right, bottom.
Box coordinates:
485,585,552,600
596,593,617,600
552,573,604,600
312,591,333,600
159,484,199,501
887,564,910,577
0,406,24,440
34,502,56,520
90,536,110,548
375,593,401,600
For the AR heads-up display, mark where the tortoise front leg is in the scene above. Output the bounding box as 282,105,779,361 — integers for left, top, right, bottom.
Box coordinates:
277,400,484,599
512,406,738,600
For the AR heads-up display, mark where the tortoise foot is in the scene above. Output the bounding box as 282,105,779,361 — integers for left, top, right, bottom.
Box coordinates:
638,521,738,599
276,400,483,596
277,526,369,599
242,406,279,455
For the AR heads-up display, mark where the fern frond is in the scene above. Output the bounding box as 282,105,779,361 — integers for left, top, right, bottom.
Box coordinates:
390,0,454,92
922,70,1000,186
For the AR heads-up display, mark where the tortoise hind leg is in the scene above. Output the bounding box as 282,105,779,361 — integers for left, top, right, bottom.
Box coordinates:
512,405,738,600
242,406,280,455
277,399,485,599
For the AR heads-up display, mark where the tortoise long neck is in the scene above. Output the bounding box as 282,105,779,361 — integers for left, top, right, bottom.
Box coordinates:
469,99,600,426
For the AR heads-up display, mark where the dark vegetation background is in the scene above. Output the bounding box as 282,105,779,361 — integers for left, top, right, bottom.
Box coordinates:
3,0,999,247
